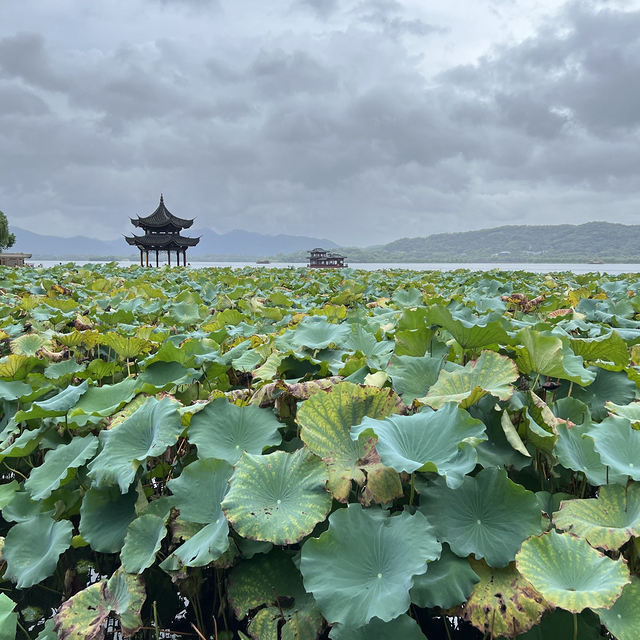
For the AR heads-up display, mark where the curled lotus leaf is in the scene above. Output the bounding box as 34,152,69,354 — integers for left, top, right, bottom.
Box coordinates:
420,467,544,568
297,382,404,502
0,594,17,640
516,530,630,613
89,396,183,492
300,505,441,628
605,400,640,426
2,515,73,589
586,416,640,481
228,550,323,640
222,448,331,545
68,378,140,420
595,576,640,640
15,381,89,421
25,435,99,501
120,514,167,574
351,403,486,488
422,350,518,409
458,559,547,638
188,397,282,464
410,544,480,610
329,614,427,640
553,483,640,550
54,568,145,640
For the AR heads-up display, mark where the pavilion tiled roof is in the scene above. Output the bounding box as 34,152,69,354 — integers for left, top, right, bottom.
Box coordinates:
131,194,195,230
125,234,200,248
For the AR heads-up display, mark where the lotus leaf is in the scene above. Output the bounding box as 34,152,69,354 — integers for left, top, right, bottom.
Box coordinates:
344,325,394,369
420,467,543,567
89,396,183,492
79,484,138,553
555,422,628,486
553,483,640,550
329,615,427,640
605,400,640,426
518,610,603,640
0,380,32,401
410,544,480,609
516,530,630,612
10,333,50,356
516,329,596,385
67,377,140,421
222,448,331,545
228,550,323,640
595,576,640,640
2,490,49,522
392,287,423,308
300,505,441,627
54,568,145,640
0,480,18,508
25,436,98,500
586,415,640,481
459,560,547,637
292,317,351,350
422,350,518,409
424,306,511,349
120,514,167,574
351,403,486,488
188,397,282,464
570,330,630,368
43,359,86,379
297,382,404,501
102,333,151,359
386,354,458,403
15,380,89,421
3,515,73,588
0,594,17,640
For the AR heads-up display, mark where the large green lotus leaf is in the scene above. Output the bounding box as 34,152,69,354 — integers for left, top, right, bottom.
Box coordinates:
410,544,480,609
2,490,50,522
297,382,404,502
0,594,17,640
54,568,145,640
228,549,323,640
89,396,183,492
102,333,151,359
0,480,18,508
44,358,86,380
570,330,630,368
392,287,423,308
553,484,640,550
605,401,640,426
79,484,138,553
422,350,518,409
560,367,637,422
222,449,331,545
138,360,196,389
344,325,394,369
168,457,233,524
424,306,511,350
25,436,98,500
515,329,596,385
516,530,630,612
300,505,441,627
3,515,73,588
555,422,628,487
120,514,167,574
0,425,46,462
586,416,640,481
165,457,233,566
188,397,282,464
386,354,458,404
351,403,486,488
10,333,50,356
329,615,427,640
596,576,640,640
67,377,140,420
0,380,32,401
518,610,602,640
459,560,547,638
15,380,89,421
420,467,543,568
292,317,351,350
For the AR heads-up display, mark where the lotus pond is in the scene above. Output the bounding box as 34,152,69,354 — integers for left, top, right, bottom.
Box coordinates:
0,263,640,640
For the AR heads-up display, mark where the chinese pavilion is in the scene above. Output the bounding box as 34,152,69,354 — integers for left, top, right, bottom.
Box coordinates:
125,195,200,267
306,247,348,268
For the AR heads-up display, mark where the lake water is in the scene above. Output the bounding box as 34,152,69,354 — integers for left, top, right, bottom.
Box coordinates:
32,260,640,275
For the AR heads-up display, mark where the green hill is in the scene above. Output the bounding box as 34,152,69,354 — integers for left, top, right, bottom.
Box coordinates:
307,221,640,263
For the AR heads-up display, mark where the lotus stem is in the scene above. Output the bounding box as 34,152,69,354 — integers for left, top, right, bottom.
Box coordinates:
409,472,415,506
442,613,452,640
573,612,578,640
153,601,160,640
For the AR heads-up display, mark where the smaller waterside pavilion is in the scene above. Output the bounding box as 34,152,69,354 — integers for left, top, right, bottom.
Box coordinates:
307,247,348,268
125,195,200,267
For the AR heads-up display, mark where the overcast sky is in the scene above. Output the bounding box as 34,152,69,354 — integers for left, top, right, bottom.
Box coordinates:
1,0,640,246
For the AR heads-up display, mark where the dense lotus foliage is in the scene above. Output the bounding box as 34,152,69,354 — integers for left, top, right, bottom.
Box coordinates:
0,262,640,639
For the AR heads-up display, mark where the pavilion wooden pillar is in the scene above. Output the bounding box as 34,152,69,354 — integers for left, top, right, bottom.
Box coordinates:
156,250,159,267
168,250,171,266
183,249,187,266
140,249,144,267
145,250,149,267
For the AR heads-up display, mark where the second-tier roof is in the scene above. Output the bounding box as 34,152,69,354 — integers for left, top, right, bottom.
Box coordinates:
131,194,195,231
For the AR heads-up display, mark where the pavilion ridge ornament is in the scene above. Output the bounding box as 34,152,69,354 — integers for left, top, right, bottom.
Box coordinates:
125,194,200,267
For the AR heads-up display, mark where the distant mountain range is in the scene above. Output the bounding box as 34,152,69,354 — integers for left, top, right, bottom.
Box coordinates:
7,220,640,263
8,227,338,260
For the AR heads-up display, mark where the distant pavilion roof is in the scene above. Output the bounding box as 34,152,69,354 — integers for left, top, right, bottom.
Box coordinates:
130,194,195,231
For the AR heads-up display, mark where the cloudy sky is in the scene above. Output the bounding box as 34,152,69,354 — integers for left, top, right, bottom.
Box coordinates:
1,0,640,246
